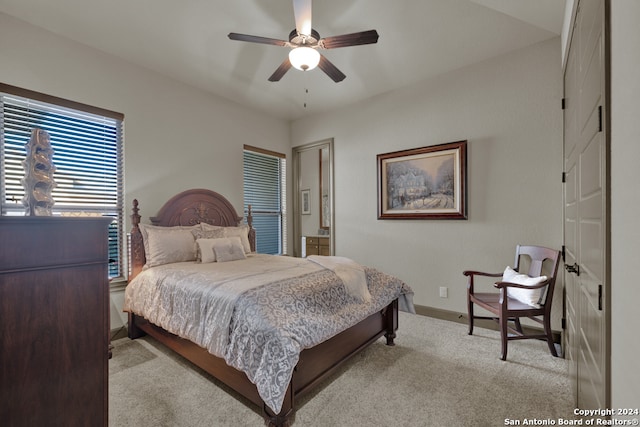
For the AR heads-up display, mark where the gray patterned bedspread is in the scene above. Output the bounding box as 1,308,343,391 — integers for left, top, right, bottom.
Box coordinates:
123,254,414,413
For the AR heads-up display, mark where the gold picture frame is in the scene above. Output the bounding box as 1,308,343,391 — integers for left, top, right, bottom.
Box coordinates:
377,140,467,220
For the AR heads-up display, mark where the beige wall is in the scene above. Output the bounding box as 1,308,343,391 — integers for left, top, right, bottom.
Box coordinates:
291,38,564,329
610,0,640,412
0,13,290,329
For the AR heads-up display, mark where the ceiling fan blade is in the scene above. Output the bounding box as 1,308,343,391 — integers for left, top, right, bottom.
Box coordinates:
293,0,312,36
268,58,293,82
319,30,379,49
318,54,346,82
228,33,288,47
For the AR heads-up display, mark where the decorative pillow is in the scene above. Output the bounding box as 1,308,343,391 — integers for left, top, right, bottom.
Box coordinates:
191,227,226,261
200,222,225,232
191,227,225,240
195,238,224,263
211,237,247,262
502,266,547,308
139,223,198,267
223,225,251,254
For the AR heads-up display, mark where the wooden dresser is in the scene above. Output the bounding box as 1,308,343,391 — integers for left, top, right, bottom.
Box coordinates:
304,235,330,256
0,216,112,427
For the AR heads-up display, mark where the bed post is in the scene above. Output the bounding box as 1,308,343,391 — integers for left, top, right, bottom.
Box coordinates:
128,312,146,339
247,204,256,252
384,299,399,346
263,384,294,427
128,199,147,340
129,199,145,280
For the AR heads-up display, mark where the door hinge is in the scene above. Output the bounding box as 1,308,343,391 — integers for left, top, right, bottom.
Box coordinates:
562,172,566,183
598,105,603,132
562,98,566,110
561,245,566,262
598,284,603,311
561,318,566,330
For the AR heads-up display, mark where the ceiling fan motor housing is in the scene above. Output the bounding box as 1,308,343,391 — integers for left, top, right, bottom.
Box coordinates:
289,28,320,46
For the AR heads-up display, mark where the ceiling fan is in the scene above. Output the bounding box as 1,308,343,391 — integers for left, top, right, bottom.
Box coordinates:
228,0,379,82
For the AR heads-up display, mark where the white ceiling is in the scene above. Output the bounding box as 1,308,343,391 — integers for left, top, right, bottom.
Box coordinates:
0,0,566,121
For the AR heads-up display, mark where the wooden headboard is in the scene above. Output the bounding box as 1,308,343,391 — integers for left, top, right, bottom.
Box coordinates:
129,188,255,279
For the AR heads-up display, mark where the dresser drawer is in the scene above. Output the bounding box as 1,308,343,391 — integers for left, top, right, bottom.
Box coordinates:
0,217,112,272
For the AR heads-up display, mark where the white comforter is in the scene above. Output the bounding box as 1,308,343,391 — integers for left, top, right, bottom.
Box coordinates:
124,254,414,413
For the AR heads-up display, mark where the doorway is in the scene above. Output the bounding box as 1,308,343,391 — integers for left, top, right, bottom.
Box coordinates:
292,139,334,258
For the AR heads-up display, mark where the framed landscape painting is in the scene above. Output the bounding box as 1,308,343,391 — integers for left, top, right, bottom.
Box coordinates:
377,140,467,220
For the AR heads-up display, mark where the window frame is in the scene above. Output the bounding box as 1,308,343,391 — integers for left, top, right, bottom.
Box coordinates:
243,144,287,255
0,83,125,281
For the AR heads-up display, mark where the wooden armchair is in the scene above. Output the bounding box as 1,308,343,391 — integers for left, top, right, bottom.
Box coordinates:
463,245,561,361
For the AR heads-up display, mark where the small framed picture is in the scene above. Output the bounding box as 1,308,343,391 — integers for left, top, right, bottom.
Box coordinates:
301,189,311,215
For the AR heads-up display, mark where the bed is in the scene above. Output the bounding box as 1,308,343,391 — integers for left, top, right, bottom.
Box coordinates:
124,188,414,426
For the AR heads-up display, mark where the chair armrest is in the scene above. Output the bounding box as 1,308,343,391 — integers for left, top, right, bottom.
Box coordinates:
464,270,503,295
463,270,502,278
494,278,551,290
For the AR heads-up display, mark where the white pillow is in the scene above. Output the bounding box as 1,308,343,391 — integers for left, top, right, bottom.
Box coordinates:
195,238,223,263
192,228,225,261
223,225,252,254
211,237,247,262
139,224,198,267
502,266,547,308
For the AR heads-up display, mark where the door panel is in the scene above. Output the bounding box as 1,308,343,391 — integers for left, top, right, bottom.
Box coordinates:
563,0,608,410
563,11,579,386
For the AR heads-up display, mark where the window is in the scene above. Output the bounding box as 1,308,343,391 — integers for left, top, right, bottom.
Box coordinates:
243,145,286,255
1,83,124,280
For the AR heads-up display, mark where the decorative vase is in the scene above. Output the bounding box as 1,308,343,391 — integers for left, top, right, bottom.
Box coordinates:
22,128,56,216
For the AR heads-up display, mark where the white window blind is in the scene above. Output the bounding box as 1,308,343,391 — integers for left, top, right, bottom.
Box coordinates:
1,84,124,279
243,146,286,255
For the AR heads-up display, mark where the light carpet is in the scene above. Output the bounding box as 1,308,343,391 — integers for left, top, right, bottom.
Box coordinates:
109,312,574,426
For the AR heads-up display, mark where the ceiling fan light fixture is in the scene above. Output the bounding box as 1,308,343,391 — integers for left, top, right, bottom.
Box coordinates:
289,47,320,71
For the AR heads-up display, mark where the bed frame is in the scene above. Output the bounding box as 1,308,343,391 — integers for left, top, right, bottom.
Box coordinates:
127,188,399,426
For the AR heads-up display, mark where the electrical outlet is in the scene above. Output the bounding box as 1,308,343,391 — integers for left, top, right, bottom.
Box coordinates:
439,287,448,298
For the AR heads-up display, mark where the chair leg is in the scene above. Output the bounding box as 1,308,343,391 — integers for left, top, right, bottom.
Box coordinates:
514,318,523,334
467,300,474,335
500,314,508,361
544,319,558,357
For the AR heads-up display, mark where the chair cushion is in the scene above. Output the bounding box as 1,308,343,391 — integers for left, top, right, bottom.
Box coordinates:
502,266,547,308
